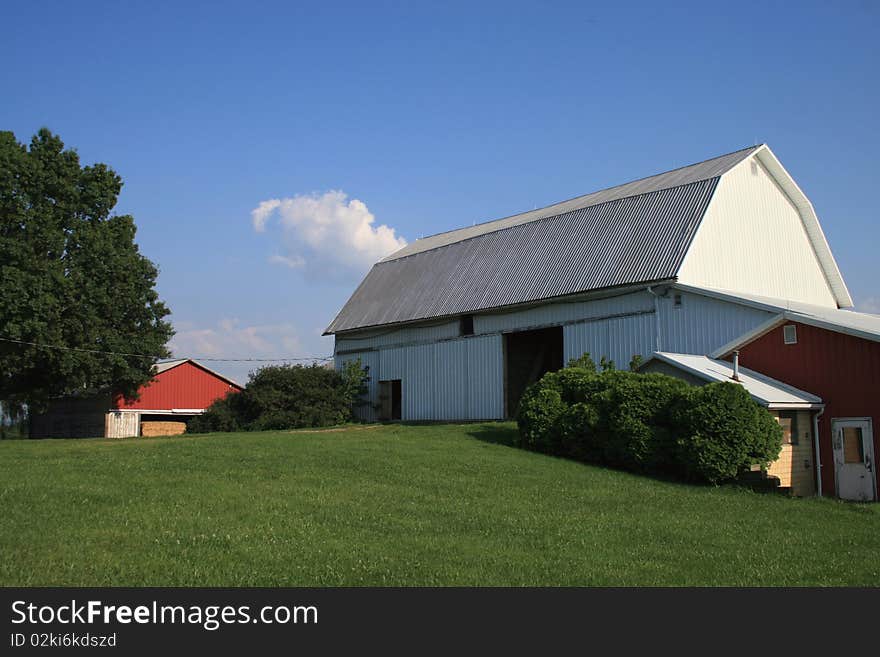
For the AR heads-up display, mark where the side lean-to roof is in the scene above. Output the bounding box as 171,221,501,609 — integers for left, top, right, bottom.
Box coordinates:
326,145,850,334
640,352,823,409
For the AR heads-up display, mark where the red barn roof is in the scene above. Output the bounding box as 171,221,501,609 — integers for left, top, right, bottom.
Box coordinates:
114,359,243,412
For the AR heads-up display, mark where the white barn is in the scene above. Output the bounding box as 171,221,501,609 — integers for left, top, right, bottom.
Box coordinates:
326,145,852,422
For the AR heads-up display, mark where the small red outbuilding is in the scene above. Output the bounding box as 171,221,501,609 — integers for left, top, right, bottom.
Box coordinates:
714,309,880,501
107,359,242,437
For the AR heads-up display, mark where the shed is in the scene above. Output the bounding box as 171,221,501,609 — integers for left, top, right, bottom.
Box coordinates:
711,307,880,501
109,359,242,437
30,359,242,439
639,352,823,496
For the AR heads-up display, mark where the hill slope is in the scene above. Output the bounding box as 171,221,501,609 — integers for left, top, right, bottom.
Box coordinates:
1,423,878,586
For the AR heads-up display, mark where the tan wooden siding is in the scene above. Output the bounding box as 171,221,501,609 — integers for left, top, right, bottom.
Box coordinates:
767,410,816,496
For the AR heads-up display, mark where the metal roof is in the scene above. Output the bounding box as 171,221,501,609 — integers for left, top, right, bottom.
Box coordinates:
642,352,823,408
327,147,761,334
383,145,759,262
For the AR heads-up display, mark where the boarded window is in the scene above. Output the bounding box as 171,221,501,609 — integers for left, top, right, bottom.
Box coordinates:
777,411,799,445
843,427,865,463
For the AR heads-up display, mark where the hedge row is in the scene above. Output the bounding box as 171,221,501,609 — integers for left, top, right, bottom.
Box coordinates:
189,360,369,433
516,360,783,484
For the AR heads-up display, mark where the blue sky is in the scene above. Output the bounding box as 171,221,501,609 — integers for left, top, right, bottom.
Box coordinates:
3,0,878,383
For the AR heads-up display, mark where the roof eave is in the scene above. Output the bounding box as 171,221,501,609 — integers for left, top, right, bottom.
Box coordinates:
327,279,677,336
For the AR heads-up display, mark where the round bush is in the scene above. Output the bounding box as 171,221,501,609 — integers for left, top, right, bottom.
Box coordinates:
669,382,783,484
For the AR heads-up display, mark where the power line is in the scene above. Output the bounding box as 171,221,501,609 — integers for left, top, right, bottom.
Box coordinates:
0,336,333,363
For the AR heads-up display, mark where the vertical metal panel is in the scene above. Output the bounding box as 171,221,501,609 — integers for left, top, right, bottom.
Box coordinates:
564,321,610,365
336,351,379,422
607,313,656,369
563,312,654,369
660,292,775,355
379,346,406,380
474,290,652,334
465,334,504,419
403,343,435,421
433,340,468,419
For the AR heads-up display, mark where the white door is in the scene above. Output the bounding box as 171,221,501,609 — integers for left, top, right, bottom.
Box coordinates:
832,419,876,502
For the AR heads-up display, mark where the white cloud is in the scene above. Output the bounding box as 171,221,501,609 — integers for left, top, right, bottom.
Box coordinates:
268,254,305,269
168,318,304,360
250,190,406,280
856,297,880,315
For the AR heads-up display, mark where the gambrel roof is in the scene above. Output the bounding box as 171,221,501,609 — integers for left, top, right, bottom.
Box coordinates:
326,145,851,334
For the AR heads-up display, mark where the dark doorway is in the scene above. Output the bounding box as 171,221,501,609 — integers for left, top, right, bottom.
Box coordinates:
379,379,402,421
504,326,564,418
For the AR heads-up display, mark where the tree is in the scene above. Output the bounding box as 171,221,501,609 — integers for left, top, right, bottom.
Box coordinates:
0,129,173,412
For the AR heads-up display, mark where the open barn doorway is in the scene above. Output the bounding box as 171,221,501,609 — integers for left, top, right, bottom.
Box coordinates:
504,326,564,418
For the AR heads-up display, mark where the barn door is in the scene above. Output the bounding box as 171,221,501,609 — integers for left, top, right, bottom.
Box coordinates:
831,419,876,502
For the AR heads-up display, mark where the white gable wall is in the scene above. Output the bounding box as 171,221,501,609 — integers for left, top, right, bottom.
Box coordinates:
676,156,838,308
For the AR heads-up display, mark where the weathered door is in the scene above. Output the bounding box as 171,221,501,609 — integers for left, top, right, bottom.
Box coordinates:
832,419,876,501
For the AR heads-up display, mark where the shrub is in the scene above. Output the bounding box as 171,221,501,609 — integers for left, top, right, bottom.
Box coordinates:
591,372,691,472
189,361,370,433
669,382,783,484
516,355,784,485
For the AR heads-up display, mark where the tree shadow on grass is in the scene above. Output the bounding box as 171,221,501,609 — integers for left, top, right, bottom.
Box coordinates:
464,423,520,447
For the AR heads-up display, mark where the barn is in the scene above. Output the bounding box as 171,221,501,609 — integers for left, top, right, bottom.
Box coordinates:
29,359,242,439
327,144,853,427
709,307,880,501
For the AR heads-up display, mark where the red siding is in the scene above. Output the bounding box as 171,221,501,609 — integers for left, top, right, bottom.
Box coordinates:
114,362,241,411
737,322,880,496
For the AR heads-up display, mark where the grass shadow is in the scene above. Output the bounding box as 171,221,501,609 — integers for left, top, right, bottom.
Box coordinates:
464,423,520,447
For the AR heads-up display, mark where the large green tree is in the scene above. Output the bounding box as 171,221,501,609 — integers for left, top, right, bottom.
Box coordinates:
0,129,173,412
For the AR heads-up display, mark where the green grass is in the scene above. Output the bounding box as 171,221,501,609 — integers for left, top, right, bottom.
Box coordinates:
1,422,878,586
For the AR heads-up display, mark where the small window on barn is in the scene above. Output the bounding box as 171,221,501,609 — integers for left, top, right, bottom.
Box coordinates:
673,293,682,308
460,315,474,336
777,411,799,445
783,324,797,345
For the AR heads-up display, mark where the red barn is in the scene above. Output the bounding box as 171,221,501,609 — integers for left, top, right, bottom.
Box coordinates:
108,359,242,437
713,309,880,501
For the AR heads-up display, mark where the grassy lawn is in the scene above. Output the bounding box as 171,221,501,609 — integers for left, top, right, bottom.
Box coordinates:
1,422,878,586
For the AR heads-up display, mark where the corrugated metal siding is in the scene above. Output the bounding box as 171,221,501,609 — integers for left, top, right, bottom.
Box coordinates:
379,346,406,381
433,340,469,419
677,158,838,307
342,334,504,421
660,292,775,355
404,343,435,420
474,290,653,334
383,146,758,261
336,351,380,422
336,320,459,352
327,179,720,333
465,334,504,419
563,312,655,369
115,362,240,411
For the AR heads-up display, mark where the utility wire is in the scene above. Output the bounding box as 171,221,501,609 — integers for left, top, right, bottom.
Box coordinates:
0,336,333,362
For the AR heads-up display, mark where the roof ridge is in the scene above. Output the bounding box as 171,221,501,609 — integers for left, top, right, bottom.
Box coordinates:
383,144,761,262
